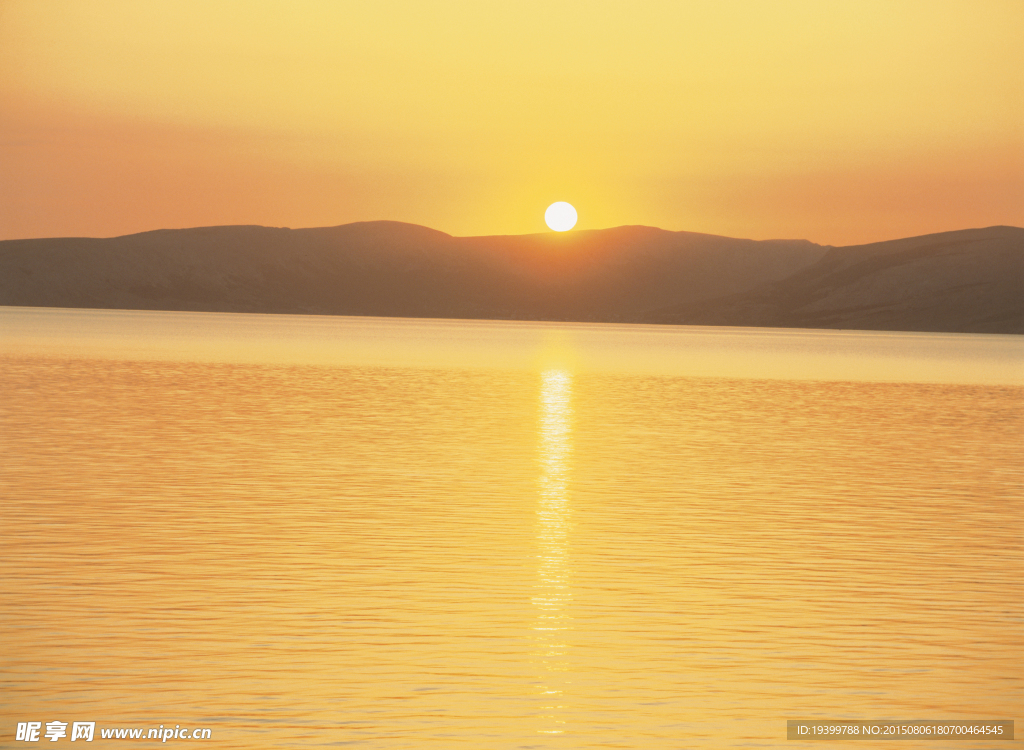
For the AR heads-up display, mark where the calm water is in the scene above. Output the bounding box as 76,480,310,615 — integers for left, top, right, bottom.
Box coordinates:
2,308,1022,748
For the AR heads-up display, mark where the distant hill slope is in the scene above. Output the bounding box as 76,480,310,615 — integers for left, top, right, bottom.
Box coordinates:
0,222,1020,333
0,222,825,321
644,226,1024,334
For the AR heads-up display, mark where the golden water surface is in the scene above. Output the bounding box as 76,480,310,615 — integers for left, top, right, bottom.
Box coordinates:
1,309,1022,748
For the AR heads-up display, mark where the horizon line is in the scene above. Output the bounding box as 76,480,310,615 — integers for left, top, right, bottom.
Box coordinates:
2,221,1022,248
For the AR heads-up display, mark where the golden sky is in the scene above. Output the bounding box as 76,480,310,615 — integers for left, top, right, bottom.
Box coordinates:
1,0,1021,244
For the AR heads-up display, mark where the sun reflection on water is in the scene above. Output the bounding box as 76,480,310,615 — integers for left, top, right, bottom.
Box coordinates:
533,368,574,735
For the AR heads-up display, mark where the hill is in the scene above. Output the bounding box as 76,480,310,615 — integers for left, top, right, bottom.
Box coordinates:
644,226,1024,334
0,222,825,321
1,222,1021,333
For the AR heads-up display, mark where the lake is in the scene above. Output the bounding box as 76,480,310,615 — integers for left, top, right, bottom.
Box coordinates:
2,307,1021,748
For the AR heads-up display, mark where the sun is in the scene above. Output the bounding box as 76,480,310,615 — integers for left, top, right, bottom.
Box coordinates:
545,202,578,232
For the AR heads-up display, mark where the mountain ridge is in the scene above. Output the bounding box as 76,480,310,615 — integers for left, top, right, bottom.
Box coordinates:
644,225,1023,333
1,222,1021,334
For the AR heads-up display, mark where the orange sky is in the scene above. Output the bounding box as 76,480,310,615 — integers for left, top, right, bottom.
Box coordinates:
1,1,1021,244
